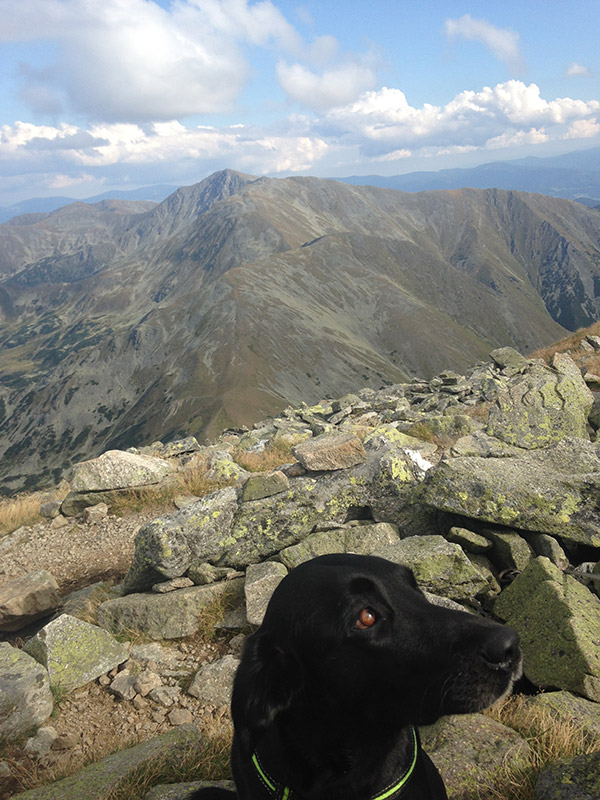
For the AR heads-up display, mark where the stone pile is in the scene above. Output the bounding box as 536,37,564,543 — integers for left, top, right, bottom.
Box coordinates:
1,346,600,799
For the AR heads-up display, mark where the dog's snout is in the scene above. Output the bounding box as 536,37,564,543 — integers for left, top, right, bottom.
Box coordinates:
479,626,520,669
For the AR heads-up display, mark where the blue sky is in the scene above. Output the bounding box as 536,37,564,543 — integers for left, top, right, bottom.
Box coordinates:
1,0,599,204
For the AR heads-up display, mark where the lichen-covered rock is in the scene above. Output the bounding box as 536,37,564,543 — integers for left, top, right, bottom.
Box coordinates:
15,725,203,800
187,654,240,706
494,557,600,701
422,438,600,547
241,471,290,502
0,570,60,632
447,527,492,554
527,533,569,570
374,536,488,601
0,644,53,738
71,449,173,492
523,691,600,741
486,354,593,449
23,615,129,692
533,752,600,800
420,713,531,800
245,561,288,625
97,578,244,640
292,431,367,471
478,527,535,572
450,431,525,458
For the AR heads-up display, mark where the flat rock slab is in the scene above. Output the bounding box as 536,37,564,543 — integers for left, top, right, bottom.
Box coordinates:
0,570,60,632
23,614,129,692
420,713,531,799
494,557,600,701
422,437,600,547
188,654,240,706
0,643,53,738
71,449,173,492
244,561,288,625
16,725,203,800
533,751,600,800
292,432,367,471
241,470,290,502
145,780,236,799
97,578,244,640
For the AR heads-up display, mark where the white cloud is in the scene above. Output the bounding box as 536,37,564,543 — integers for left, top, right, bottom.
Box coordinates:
277,60,376,111
444,14,523,73
565,62,592,78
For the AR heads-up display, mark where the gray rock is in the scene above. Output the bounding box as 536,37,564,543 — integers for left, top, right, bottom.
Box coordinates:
533,751,600,800
187,563,240,585
40,501,62,519
158,437,201,458
82,502,109,523
15,725,203,800
0,644,53,738
373,536,488,601
292,431,367,471
450,431,526,458
527,533,570,570
447,527,492,554
244,562,288,626
524,691,600,741
422,438,600,548
168,708,194,726
479,527,535,572
489,346,530,372
109,670,138,701
23,614,129,692
145,781,235,800
0,570,60,632
97,578,244,640
241,471,290,502
187,654,240,706
71,449,173,492
149,686,181,707
24,726,58,759
486,355,593,449
278,523,401,570
494,557,600,701
152,578,194,593
420,713,531,799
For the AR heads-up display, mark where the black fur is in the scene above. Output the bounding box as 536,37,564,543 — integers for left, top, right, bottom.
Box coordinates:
191,553,521,799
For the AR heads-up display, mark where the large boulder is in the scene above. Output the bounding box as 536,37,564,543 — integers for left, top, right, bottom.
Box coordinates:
494,558,600,701
486,353,593,449
421,438,600,547
0,644,53,738
97,578,244,640
122,436,430,592
70,449,173,492
0,570,60,632
533,752,600,800
23,614,129,692
374,536,489,601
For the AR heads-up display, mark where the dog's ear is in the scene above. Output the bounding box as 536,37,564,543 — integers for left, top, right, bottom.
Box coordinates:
231,630,303,755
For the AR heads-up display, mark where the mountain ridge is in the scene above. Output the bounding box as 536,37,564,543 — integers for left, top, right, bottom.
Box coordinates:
3,172,600,494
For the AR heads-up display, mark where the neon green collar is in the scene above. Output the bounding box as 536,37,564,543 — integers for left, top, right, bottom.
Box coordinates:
251,725,419,800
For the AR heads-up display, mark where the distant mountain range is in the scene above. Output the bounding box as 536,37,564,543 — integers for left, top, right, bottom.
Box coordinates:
3,169,600,494
338,147,600,204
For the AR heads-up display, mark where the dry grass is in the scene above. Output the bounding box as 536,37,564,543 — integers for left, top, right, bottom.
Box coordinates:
481,694,600,800
0,487,66,537
232,440,296,473
530,320,600,375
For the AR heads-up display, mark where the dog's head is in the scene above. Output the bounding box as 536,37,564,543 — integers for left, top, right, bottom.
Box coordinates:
232,553,521,753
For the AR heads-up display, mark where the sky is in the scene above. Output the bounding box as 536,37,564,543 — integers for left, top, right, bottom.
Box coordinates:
1,0,599,205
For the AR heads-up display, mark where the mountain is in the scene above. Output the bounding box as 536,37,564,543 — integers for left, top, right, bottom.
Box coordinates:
0,185,178,225
339,147,600,205
3,170,600,494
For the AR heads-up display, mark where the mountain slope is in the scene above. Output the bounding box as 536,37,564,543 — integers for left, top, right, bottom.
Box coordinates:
3,172,600,494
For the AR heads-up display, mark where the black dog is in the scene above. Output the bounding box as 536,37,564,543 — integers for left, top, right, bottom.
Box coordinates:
191,553,521,799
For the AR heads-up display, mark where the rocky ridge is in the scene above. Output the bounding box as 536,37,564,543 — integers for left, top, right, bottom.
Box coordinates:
1,343,600,798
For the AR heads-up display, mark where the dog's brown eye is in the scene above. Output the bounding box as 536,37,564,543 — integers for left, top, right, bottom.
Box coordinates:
355,608,376,629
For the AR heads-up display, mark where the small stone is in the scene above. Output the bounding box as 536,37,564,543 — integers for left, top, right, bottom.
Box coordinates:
50,515,70,529
149,686,181,707
151,577,194,593
40,501,62,520
133,670,162,697
168,708,193,726
109,670,138,701
24,726,58,759
82,503,109,523
132,695,149,711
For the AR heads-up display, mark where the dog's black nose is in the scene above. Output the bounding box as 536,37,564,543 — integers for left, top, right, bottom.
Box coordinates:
480,626,520,669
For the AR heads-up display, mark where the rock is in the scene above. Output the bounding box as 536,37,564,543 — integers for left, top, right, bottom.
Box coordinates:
24,614,129,692
489,346,530,372
157,437,201,458
373,536,488,601
40,500,62,519
62,581,119,620
450,431,525,458
145,780,236,799
152,577,194,593
486,355,593,449
173,495,200,510
71,449,173,492
129,643,182,673
524,691,600,740
278,522,401,570
187,563,239,585
168,708,193,726
420,713,531,799
97,578,244,640
422,438,600,547
533,751,600,800
0,644,53,738
134,670,163,697
0,570,60,632
187,654,240,706
82,502,109,523
527,533,570,570
149,687,181,707
478,527,535,572
586,334,600,351
24,726,58,759
244,562,288,625
447,527,492,554
15,725,203,800
292,432,367,471
494,557,600,701
109,670,138,701
205,452,248,483
241,470,290,502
